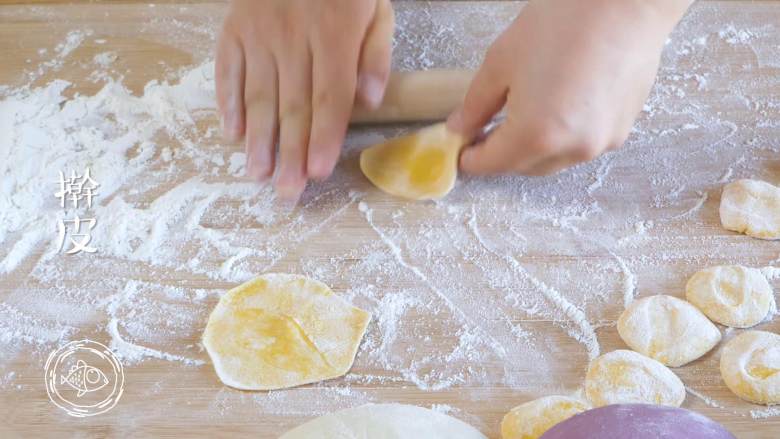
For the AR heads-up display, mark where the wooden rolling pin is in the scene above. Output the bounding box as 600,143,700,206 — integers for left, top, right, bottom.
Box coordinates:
351,69,474,124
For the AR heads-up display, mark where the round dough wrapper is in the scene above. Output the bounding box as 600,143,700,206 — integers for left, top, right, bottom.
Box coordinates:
501,395,589,439
720,330,780,405
360,123,465,200
617,295,721,367
585,350,685,407
279,403,487,439
539,404,736,439
202,273,371,390
720,179,780,240
686,265,773,328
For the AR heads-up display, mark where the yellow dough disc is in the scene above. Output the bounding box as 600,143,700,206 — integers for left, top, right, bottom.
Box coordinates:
617,295,721,367
500,395,589,439
686,265,773,328
202,273,371,390
720,330,780,405
585,350,685,407
720,179,780,240
359,123,465,200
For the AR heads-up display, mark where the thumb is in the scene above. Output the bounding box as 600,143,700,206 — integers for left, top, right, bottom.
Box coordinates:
459,124,516,176
447,51,508,142
357,0,394,109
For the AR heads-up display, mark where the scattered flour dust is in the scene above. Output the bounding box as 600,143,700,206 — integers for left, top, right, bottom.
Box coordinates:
1,1,780,428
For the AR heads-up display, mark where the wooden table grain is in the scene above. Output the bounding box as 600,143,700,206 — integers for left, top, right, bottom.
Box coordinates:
1,1,779,438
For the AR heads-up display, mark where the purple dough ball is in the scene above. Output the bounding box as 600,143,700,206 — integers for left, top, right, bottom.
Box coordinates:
539,404,735,439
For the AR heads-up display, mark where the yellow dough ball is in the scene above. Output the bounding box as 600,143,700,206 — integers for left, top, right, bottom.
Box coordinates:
686,265,773,328
617,295,721,367
202,273,371,390
585,350,685,407
720,179,780,240
501,396,589,439
720,330,780,405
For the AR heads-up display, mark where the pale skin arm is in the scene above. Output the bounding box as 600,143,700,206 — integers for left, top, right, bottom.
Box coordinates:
215,0,394,201
448,0,695,176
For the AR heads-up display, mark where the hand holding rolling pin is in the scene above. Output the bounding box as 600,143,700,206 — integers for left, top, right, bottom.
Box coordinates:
215,0,694,201
215,0,394,201
448,0,694,176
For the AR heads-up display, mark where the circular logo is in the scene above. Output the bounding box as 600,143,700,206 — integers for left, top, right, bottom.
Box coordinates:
44,339,124,417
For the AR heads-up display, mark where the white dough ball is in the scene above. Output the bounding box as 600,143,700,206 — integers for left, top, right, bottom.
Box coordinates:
720,179,780,240
686,265,773,328
501,395,589,439
279,403,487,439
720,330,780,405
585,350,685,408
618,295,721,367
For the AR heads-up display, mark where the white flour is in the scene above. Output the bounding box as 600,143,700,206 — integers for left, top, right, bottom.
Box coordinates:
1,1,780,432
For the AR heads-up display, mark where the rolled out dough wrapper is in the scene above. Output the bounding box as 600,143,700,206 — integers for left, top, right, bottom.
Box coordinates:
202,273,371,390
539,404,736,439
279,403,487,439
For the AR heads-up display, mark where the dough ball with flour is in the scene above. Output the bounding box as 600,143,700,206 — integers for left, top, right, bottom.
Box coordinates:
585,350,685,407
686,265,773,328
202,273,371,390
279,403,487,439
720,179,780,240
501,395,589,439
618,295,721,367
720,330,780,405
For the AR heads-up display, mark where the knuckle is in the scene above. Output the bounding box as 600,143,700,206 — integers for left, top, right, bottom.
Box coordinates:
279,100,310,123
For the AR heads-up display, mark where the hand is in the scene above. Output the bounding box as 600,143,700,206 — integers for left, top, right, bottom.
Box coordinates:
448,0,693,176
216,0,394,200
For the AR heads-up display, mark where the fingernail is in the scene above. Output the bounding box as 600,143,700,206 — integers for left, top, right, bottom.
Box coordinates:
359,74,385,109
245,147,271,181
307,154,334,180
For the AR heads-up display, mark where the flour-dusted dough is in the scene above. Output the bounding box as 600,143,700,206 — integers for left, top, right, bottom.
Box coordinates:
501,396,589,439
585,350,685,407
720,330,780,405
720,179,780,240
617,295,721,367
202,273,371,390
279,403,487,439
360,123,465,200
686,265,773,328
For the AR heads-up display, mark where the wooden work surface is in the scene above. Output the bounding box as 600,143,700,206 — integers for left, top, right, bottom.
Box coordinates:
1,1,780,438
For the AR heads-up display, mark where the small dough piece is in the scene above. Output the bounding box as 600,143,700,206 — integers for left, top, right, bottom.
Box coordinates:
501,396,589,439
360,123,465,200
202,273,371,390
585,350,685,407
720,179,780,240
280,403,487,439
617,295,721,367
686,265,773,328
720,330,780,405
